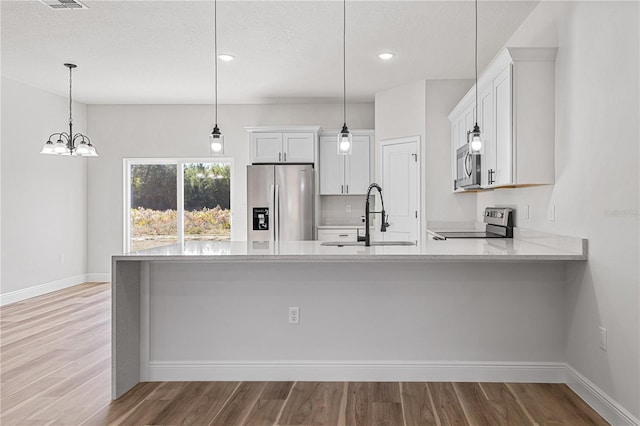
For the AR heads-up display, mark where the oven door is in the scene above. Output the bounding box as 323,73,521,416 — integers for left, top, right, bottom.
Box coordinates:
455,144,481,190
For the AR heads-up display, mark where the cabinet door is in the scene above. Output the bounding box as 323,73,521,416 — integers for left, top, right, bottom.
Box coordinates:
251,133,283,163
283,133,315,163
319,136,345,195
494,65,513,186
457,114,467,148
345,135,371,195
479,85,495,187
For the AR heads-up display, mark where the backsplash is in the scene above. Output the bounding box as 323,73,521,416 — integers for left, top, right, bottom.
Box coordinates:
319,195,374,226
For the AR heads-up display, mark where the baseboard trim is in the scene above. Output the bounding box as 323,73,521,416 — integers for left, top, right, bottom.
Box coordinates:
566,364,639,426
86,272,111,283
146,360,566,383
0,273,111,306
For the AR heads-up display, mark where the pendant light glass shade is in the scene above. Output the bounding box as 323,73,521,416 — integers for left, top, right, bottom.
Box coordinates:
337,124,353,155
75,139,91,156
209,125,224,156
53,139,69,154
469,123,482,154
40,140,56,154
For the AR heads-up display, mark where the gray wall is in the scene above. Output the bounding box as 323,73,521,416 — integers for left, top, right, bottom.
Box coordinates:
1,78,88,295
476,1,639,416
87,103,374,273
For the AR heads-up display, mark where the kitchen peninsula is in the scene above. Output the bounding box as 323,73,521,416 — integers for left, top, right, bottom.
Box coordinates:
112,237,587,399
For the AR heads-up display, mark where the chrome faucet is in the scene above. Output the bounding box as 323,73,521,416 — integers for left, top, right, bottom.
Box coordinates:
357,183,390,246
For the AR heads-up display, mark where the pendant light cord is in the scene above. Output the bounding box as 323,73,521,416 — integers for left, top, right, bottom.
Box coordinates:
474,0,478,125
214,0,218,126
69,66,73,126
343,0,346,125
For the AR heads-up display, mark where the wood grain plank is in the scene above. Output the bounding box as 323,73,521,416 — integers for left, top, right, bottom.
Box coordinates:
345,382,372,426
372,402,404,426
401,382,438,426
453,382,502,425
243,381,293,426
479,383,534,425
427,382,469,426
80,382,160,425
508,383,608,426
210,381,267,425
279,382,344,426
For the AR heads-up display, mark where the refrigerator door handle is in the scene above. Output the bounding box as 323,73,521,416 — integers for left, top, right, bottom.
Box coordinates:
274,184,279,241
269,184,275,241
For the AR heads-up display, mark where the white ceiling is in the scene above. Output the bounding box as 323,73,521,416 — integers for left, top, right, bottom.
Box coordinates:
1,0,538,104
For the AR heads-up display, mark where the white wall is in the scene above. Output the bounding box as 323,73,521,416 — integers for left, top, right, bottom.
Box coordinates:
87,103,374,273
374,79,477,234
476,1,639,417
425,80,477,223
0,77,88,295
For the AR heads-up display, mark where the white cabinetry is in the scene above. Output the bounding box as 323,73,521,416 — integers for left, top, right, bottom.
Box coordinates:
316,228,358,242
449,47,557,191
247,127,320,164
319,130,373,195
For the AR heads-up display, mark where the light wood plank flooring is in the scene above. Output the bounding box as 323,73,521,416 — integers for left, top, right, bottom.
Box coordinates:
1,282,609,425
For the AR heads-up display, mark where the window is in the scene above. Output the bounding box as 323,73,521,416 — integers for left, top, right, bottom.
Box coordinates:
124,159,232,252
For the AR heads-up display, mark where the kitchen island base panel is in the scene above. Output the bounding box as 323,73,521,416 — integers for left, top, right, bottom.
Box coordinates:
113,259,567,399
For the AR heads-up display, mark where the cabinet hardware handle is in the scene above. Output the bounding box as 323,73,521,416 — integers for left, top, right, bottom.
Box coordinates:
284,152,287,162
338,234,349,237
346,185,349,194
488,169,495,185
341,185,344,194
279,152,282,162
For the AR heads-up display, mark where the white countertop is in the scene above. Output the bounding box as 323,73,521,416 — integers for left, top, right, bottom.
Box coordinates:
113,238,587,262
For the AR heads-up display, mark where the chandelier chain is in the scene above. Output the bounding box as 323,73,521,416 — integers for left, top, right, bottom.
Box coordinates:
69,66,73,125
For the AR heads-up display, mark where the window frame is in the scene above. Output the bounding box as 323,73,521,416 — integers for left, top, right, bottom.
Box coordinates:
123,157,234,252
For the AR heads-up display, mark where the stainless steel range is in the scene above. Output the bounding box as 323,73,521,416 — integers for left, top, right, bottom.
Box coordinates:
435,207,514,239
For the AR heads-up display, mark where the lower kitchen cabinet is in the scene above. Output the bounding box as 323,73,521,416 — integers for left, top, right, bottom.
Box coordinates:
317,228,359,242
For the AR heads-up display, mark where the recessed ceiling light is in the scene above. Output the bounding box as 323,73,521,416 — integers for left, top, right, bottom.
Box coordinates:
378,52,395,60
218,54,235,62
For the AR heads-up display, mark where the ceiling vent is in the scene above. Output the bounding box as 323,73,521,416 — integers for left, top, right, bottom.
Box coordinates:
40,0,88,10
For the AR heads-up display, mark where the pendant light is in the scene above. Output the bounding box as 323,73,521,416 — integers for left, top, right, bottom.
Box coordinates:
40,63,98,157
209,0,224,156
469,0,482,154
337,0,352,155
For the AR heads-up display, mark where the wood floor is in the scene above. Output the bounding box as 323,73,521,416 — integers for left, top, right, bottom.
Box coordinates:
1,282,608,425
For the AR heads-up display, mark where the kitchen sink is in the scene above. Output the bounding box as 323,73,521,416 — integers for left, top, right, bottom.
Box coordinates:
321,241,416,247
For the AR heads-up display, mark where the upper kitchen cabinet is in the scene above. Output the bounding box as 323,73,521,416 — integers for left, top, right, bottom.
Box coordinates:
449,47,557,191
319,130,374,195
247,126,320,164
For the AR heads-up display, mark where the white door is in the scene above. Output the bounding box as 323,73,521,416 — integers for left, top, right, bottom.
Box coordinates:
494,65,513,186
283,133,315,163
346,134,371,195
380,137,420,243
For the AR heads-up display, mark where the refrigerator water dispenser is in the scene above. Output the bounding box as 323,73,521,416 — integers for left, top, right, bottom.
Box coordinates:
252,207,269,231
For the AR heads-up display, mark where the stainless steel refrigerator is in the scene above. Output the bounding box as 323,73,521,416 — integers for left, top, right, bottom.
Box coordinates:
247,164,314,241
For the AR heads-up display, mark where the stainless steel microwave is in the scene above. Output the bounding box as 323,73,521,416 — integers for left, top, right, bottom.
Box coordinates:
454,144,481,190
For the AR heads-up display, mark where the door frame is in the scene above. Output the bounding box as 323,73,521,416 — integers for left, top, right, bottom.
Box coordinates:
379,136,422,242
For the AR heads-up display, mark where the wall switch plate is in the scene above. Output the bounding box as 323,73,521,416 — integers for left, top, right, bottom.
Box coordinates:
599,326,607,351
522,204,530,220
346,204,351,213
547,205,556,222
288,307,299,324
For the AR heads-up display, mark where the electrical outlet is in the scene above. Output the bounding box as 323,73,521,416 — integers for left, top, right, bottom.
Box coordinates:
547,205,556,222
522,204,530,220
288,307,299,324
346,204,351,213
599,327,607,351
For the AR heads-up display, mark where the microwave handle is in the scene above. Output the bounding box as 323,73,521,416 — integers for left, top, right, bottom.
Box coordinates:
464,152,473,177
